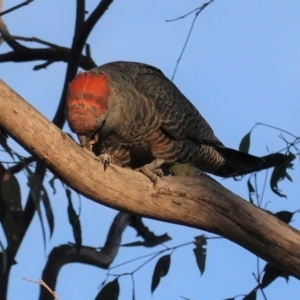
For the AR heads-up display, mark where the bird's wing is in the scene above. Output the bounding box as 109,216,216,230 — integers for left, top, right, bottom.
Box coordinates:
133,64,223,147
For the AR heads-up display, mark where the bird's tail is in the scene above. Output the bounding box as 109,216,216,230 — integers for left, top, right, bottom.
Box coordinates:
213,146,263,177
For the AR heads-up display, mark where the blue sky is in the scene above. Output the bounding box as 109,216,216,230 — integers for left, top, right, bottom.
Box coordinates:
1,1,300,299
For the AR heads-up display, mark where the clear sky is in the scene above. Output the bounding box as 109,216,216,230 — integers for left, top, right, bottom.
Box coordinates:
1,1,300,300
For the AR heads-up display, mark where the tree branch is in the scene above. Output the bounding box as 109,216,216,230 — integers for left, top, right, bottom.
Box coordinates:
0,0,34,17
0,80,300,279
83,0,114,39
0,48,96,70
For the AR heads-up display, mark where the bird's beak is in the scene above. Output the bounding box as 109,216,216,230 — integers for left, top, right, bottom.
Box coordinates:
78,135,90,148
77,133,99,151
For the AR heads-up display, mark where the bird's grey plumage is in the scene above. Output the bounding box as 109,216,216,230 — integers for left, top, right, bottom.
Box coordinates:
67,61,262,179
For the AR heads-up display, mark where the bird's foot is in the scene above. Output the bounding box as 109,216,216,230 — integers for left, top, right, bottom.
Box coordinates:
135,158,164,186
99,153,112,171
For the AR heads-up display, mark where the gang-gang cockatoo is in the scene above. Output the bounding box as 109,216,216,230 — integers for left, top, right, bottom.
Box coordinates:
66,61,263,184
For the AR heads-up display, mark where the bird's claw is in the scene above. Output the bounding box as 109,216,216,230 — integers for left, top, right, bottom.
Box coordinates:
99,153,112,171
136,158,164,186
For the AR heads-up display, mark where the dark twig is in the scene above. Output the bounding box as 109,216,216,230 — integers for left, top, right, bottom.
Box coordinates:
8,156,36,174
171,12,197,81
0,35,65,48
169,0,215,80
166,0,214,22
256,122,299,139
166,7,202,22
0,0,34,17
33,60,54,71
0,48,96,70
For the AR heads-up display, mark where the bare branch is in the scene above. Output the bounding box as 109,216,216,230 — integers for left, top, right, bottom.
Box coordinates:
0,35,65,48
8,156,36,174
0,48,96,70
171,12,198,81
0,0,34,17
166,0,214,22
33,60,54,71
169,0,215,80
1,80,300,280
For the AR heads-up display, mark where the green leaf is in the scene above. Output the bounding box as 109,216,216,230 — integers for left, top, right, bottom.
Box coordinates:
193,235,207,276
48,175,57,194
0,170,23,251
95,278,120,300
66,189,82,250
285,171,293,182
247,178,255,204
151,254,171,293
274,211,294,224
0,170,22,221
239,131,251,153
243,289,257,300
260,263,289,289
247,178,255,193
41,186,54,238
270,152,295,198
27,173,47,250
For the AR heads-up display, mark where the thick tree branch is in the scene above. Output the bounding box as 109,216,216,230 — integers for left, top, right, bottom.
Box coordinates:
75,0,85,35
1,80,300,279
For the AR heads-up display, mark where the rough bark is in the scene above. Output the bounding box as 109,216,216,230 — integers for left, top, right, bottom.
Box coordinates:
0,79,300,279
